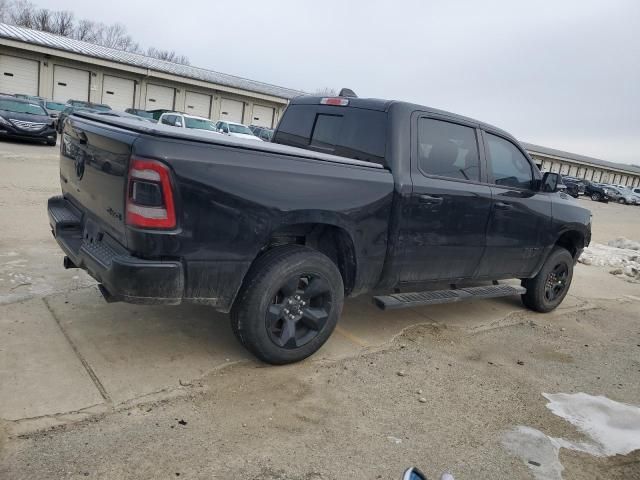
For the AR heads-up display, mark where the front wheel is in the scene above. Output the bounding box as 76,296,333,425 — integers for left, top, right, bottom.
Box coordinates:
230,245,344,365
618,198,626,205
590,192,601,201
521,247,574,313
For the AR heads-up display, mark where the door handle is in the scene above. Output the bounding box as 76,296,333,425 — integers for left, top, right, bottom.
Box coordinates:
418,194,443,205
495,201,513,210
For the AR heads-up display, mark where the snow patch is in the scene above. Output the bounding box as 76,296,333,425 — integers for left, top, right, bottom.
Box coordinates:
503,393,640,479
544,392,640,457
579,238,640,282
502,427,565,480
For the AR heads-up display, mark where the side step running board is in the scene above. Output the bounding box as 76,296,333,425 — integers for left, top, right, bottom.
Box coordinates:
373,284,526,310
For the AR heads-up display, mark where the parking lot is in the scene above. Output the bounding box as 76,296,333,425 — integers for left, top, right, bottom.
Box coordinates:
1,141,639,479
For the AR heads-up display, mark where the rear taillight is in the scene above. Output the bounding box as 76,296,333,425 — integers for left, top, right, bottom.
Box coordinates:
126,157,176,229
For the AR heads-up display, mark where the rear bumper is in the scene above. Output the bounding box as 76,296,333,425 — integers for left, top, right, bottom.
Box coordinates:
48,196,184,304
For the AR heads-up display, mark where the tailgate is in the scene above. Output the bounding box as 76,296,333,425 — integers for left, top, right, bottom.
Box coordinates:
60,116,137,246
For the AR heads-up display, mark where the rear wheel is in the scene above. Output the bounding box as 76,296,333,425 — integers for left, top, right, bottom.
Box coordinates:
521,247,574,313
230,245,344,365
590,192,601,201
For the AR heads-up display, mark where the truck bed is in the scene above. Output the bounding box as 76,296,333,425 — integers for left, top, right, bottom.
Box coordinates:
74,111,387,170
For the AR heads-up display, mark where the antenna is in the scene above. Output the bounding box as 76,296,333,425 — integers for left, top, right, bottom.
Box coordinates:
338,88,357,98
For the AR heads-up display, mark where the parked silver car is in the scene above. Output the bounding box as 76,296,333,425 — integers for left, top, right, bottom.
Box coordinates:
606,186,638,205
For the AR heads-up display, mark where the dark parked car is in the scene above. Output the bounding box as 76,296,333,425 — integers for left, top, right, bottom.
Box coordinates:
0,95,57,145
124,108,155,121
253,127,274,142
559,176,579,198
57,102,112,133
48,92,591,364
145,109,174,121
559,175,586,198
584,182,611,202
66,100,111,110
14,94,46,106
44,101,67,126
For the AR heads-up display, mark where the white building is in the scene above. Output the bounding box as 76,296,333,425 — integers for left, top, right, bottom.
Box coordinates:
524,143,640,188
0,23,303,128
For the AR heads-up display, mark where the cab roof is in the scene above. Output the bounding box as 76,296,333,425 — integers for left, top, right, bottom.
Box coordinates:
289,95,515,140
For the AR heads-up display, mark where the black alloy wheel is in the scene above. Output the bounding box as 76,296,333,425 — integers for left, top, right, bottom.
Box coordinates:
266,274,333,349
521,247,574,313
230,245,344,364
544,262,569,302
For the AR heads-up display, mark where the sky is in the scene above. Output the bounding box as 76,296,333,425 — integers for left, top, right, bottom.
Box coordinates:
33,0,640,165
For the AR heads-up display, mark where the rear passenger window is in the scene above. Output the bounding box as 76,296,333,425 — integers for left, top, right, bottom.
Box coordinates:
485,134,533,189
417,118,480,181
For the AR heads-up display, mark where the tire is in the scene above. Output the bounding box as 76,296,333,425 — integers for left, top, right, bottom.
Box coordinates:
590,192,601,201
618,198,626,205
230,245,344,365
46,138,56,146
521,247,574,313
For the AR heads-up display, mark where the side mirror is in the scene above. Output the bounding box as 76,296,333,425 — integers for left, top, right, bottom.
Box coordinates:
541,172,562,193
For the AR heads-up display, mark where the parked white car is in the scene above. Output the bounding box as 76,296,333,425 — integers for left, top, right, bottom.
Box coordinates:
158,112,221,134
215,120,262,141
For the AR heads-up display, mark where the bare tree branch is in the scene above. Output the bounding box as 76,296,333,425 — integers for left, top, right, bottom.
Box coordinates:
313,87,338,96
9,0,36,28
32,8,52,31
52,10,74,36
72,19,103,42
146,47,190,65
3,1,189,62
0,0,13,24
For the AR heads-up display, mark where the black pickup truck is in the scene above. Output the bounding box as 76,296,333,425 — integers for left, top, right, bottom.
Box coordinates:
48,93,591,364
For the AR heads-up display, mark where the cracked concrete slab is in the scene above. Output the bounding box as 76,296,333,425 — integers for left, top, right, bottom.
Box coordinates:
44,288,250,404
0,298,104,421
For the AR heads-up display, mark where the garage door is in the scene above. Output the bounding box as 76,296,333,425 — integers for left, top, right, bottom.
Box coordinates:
0,55,39,95
53,65,90,103
145,84,175,110
251,104,274,127
184,91,211,118
219,98,244,123
102,75,135,111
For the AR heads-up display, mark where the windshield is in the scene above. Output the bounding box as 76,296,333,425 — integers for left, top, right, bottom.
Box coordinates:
185,117,217,131
229,123,254,135
0,99,47,115
45,102,66,111
91,104,112,112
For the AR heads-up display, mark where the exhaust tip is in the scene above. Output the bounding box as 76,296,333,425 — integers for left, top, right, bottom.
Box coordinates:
63,256,77,269
97,284,118,303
